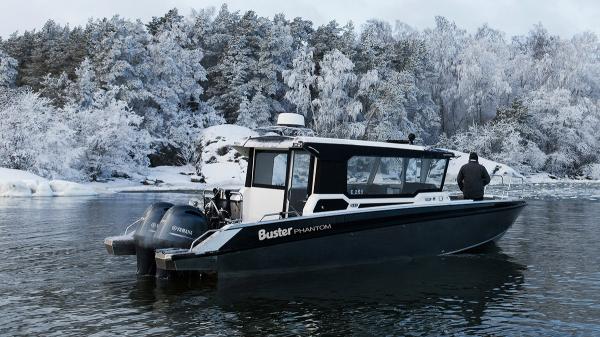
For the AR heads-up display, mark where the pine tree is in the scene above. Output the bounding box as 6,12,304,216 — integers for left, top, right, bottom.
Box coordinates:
208,10,264,122
74,88,151,180
71,58,97,109
256,14,293,117
424,16,468,134
312,49,361,138
0,50,18,87
236,93,271,129
284,47,316,117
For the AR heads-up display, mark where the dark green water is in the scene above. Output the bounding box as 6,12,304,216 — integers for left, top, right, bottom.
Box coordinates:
0,189,599,336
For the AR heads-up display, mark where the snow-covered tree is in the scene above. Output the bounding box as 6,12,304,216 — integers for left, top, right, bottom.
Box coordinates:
3,8,600,178
439,119,546,173
86,16,151,113
355,20,395,73
255,13,294,116
0,50,18,87
39,71,73,107
457,25,511,124
312,49,361,137
207,10,263,122
236,93,271,129
143,19,209,160
73,89,152,180
358,69,429,141
522,88,600,175
70,58,97,109
284,47,316,117
424,16,468,134
0,89,80,179
310,21,356,63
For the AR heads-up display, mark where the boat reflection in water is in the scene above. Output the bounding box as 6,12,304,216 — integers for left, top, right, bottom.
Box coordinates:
217,244,525,324
127,244,525,334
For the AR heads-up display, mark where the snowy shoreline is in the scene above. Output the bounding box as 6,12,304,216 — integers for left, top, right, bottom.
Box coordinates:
1,123,597,197
2,159,599,198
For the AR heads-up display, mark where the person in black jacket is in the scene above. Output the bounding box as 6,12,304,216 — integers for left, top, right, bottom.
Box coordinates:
457,152,491,201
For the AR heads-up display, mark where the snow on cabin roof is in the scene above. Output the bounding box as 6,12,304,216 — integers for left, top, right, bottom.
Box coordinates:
236,135,453,157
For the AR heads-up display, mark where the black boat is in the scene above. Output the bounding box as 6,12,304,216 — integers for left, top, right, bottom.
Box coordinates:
104,114,526,278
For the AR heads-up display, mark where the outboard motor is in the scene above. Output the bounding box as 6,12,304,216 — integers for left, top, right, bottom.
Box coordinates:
153,205,210,279
133,202,173,275
154,206,209,248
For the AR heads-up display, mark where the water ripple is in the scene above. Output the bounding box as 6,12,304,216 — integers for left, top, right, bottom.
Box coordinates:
1,194,600,336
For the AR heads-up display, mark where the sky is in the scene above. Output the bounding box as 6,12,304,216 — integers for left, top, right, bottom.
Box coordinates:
1,0,599,39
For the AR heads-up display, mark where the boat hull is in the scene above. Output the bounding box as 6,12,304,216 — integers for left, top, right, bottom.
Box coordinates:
160,199,526,277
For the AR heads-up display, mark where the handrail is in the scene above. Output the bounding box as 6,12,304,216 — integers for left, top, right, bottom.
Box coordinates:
489,174,526,198
124,217,144,235
259,211,300,222
189,229,219,251
511,176,524,184
491,174,525,186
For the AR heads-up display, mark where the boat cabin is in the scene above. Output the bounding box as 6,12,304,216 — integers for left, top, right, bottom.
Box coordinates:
235,135,454,222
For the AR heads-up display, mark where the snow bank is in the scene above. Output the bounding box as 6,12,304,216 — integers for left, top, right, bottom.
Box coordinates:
445,150,523,185
196,124,257,185
89,124,258,193
0,168,98,197
201,162,245,185
84,165,201,192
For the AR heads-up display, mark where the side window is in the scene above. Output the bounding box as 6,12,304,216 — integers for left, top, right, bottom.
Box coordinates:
347,156,447,196
253,151,288,188
347,156,404,196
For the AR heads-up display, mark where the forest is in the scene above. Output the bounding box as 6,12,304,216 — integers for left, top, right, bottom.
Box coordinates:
1,5,599,181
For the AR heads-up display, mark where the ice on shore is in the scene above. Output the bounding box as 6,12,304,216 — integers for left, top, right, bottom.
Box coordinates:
0,168,98,197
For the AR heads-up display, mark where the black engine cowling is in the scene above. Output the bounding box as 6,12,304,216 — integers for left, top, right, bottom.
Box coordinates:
131,203,210,277
154,205,209,249
133,202,174,249
133,202,173,276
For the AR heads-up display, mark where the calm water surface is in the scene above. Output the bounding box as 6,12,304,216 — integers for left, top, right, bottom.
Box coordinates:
1,184,600,336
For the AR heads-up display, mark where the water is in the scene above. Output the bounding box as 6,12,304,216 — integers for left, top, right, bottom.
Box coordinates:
1,187,600,336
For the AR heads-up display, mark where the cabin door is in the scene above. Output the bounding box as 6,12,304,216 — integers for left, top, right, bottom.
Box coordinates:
286,150,312,216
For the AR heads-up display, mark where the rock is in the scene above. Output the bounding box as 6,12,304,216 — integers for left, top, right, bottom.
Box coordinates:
111,171,130,179
141,179,162,185
148,141,185,167
194,124,258,185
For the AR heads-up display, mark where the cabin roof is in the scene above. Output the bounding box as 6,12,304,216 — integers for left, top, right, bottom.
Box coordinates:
236,136,454,159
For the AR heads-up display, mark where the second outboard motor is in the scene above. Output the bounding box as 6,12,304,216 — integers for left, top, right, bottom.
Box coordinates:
154,205,209,248
133,202,173,276
154,206,210,279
